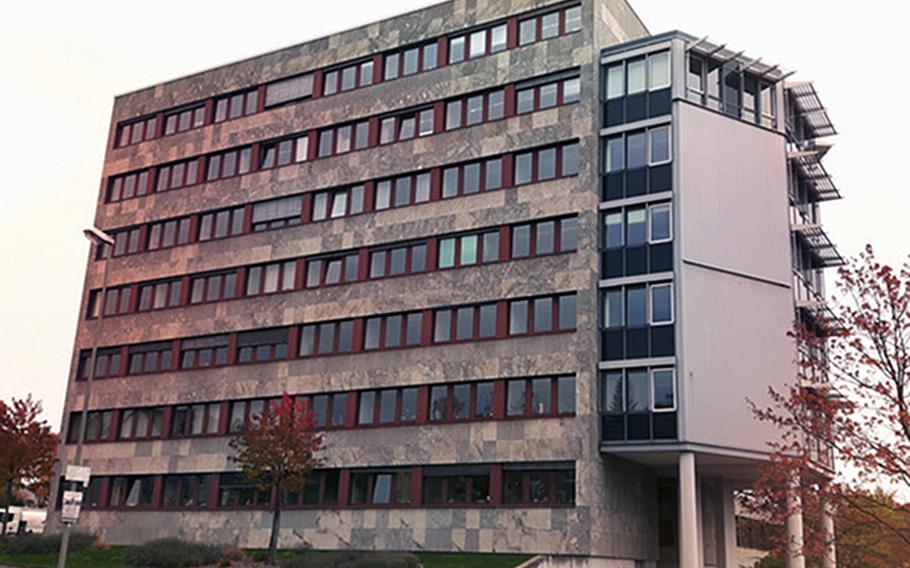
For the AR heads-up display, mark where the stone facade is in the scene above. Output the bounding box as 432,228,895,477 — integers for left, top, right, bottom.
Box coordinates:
51,0,659,562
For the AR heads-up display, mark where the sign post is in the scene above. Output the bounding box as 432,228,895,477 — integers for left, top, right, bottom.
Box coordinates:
57,466,90,568
60,491,83,525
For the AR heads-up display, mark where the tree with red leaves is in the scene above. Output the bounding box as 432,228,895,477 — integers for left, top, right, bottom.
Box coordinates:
0,395,59,535
748,246,910,566
229,392,324,565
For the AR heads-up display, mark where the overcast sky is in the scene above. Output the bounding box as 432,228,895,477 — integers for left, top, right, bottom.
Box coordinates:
0,0,907,431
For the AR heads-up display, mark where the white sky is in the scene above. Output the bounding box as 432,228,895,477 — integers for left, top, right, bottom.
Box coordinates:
0,0,907,432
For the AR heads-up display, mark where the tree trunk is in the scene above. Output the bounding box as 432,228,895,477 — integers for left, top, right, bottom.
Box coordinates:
267,486,281,566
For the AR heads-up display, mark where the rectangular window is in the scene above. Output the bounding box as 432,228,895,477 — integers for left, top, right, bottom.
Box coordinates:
626,208,647,247
449,36,465,64
626,369,649,412
180,335,229,369
507,380,526,416
517,89,534,114
265,74,314,107
652,369,675,411
563,77,581,104
606,64,624,99
649,126,671,164
604,289,623,329
604,371,624,413
605,136,624,172
650,283,673,324
558,294,576,330
557,376,576,414
490,24,507,53
650,203,671,242
403,48,419,76
487,90,505,121
627,59,646,94
519,19,536,45
539,83,558,109
626,286,647,327
627,132,647,169
206,147,252,181
236,328,289,363
466,95,483,126
541,12,559,39
475,382,494,418
252,195,303,231
649,51,671,90
605,212,623,248
565,6,582,33
445,100,462,131
423,43,438,71
531,377,552,415
469,30,486,59
509,300,528,335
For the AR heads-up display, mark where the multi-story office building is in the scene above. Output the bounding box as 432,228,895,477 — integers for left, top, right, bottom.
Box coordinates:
51,1,840,566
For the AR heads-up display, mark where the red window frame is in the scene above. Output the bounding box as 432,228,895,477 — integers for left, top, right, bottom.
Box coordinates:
281,470,341,508
126,342,174,375
513,141,579,186
502,468,575,506
116,116,157,148
356,387,419,427
304,253,360,288
299,319,357,358
170,402,221,438
422,471,492,506
235,330,290,364
259,135,310,169
147,217,193,251
214,88,260,123
436,230,501,269
179,335,230,369
163,104,206,136
94,285,133,317
324,59,375,95
432,302,499,345
156,158,201,192
137,279,183,312
189,271,239,305
428,382,489,423
160,474,214,510
348,469,413,507
244,260,299,297
205,147,253,181
509,216,578,259
507,293,576,337
107,170,151,203
198,207,247,242
117,407,165,441
367,242,428,279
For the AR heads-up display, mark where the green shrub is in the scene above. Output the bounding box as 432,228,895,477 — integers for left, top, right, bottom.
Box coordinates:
123,538,224,567
283,550,420,568
5,532,96,554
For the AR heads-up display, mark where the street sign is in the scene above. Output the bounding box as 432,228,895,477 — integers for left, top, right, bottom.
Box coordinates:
61,491,83,524
65,465,91,485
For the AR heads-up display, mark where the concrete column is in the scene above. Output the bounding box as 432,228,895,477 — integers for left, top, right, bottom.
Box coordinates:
820,496,837,568
679,452,700,568
717,479,738,568
786,474,806,568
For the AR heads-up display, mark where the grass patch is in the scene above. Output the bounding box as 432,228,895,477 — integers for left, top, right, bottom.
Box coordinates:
0,545,127,568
